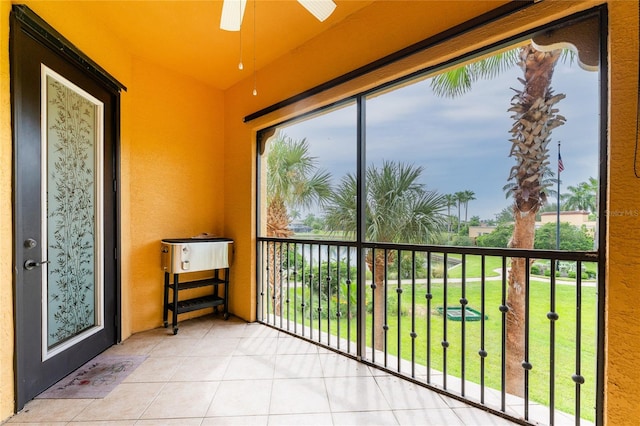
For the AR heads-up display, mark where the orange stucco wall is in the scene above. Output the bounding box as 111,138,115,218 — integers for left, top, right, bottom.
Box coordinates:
127,58,225,332
2,0,640,423
604,1,640,422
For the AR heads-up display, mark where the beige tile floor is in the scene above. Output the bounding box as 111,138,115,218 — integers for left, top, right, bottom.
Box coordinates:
5,315,517,426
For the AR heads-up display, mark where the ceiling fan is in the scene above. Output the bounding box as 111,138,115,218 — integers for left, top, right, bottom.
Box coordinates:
220,0,337,31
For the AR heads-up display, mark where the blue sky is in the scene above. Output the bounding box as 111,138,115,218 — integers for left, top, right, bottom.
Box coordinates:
280,55,600,221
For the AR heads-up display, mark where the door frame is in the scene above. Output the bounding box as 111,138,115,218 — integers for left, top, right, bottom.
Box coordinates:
10,5,126,411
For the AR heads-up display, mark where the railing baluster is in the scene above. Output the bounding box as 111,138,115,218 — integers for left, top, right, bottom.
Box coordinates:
326,244,332,346
371,248,376,363
479,255,487,404
317,244,323,343
397,249,402,373
384,248,389,368
426,251,432,384
410,250,417,378
347,247,352,354
574,260,584,426
549,258,558,426
309,244,314,341
382,249,389,367
279,242,284,328
461,253,467,396
301,243,306,337
258,241,263,322
443,252,448,390
336,245,341,350
500,256,508,412
266,241,271,323
272,242,277,324
293,243,298,334
285,242,290,330
524,257,531,421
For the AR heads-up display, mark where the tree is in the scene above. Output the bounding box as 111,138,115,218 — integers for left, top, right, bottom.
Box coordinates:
325,161,446,350
266,134,332,312
494,206,514,225
503,166,559,203
476,223,514,248
460,190,476,224
444,194,457,236
454,191,465,233
534,222,593,251
431,44,566,396
562,177,597,212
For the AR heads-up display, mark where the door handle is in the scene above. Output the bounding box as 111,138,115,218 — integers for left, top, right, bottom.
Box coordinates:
24,259,51,270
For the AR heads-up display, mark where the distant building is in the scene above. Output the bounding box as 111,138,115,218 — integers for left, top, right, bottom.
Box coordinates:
469,224,497,240
538,210,596,236
468,211,597,242
539,210,592,226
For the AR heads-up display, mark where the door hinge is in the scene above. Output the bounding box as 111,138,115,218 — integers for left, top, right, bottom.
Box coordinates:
114,248,117,260
113,179,117,192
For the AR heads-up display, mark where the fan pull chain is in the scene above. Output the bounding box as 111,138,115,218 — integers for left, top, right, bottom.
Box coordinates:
252,0,257,95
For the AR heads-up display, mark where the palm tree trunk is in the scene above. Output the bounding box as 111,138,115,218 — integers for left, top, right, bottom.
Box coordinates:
506,207,536,395
505,44,563,396
368,250,388,352
464,201,469,223
266,197,293,315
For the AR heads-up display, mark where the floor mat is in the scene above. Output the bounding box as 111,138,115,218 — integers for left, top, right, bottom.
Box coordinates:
37,354,147,399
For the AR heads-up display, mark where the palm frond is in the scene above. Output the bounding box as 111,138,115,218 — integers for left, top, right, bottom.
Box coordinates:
430,48,520,98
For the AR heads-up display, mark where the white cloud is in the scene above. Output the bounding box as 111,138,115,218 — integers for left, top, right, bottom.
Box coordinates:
275,57,601,221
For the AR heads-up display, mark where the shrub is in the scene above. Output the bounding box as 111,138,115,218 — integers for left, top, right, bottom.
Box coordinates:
431,263,445,279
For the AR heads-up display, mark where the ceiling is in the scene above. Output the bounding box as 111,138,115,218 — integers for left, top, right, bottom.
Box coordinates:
73,0,375,90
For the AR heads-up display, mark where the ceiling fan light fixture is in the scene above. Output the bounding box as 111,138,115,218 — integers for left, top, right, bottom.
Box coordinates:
297,0,337,22
220,0,247,31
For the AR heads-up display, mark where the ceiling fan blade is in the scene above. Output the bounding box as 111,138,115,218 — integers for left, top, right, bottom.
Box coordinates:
220,0,247,31
297,0,337,22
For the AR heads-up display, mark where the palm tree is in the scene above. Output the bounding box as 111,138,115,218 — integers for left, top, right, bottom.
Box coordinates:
266,134,332,237
454,191,465,233
324,161,446,350
266,134,332,312
444,194,457,236
503,166,559,204
431,44,566,396
562,177,597,212
460,190,476,224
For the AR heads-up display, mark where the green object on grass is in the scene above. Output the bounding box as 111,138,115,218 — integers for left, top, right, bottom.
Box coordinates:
436,306,488,321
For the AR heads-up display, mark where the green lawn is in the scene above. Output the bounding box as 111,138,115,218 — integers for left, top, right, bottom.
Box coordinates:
280,276,597,422
445,254,503,279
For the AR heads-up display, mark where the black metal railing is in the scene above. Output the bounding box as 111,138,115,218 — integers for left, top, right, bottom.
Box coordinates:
257,237,601,426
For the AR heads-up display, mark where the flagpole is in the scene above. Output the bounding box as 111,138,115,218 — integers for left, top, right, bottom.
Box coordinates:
556,141,562,251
